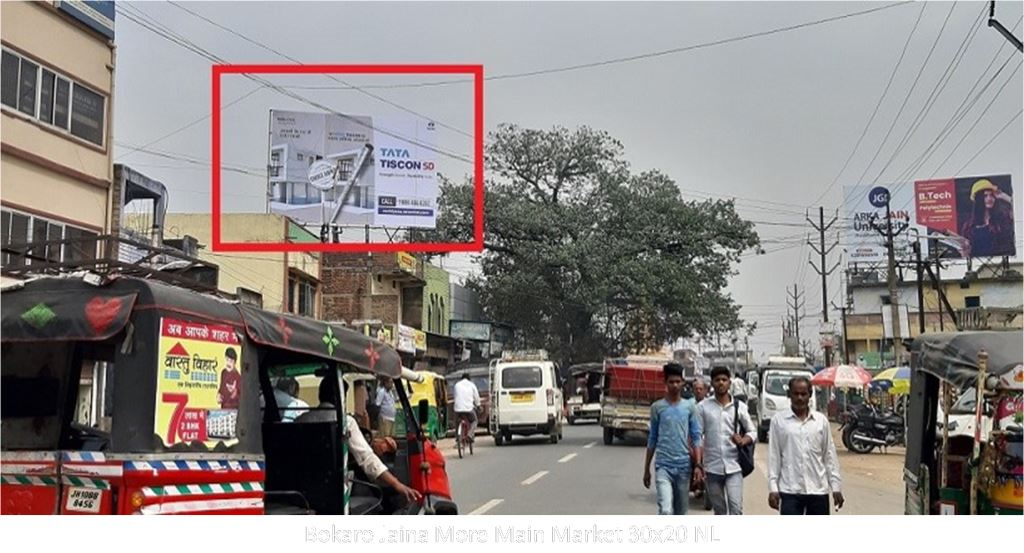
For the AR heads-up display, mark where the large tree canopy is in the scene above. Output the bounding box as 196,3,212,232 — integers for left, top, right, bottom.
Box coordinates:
432,124,760,365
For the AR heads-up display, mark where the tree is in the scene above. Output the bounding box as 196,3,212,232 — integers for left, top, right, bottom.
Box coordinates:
432,124,760,366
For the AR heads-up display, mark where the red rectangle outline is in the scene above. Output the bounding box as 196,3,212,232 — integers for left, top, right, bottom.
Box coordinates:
211,64,483,253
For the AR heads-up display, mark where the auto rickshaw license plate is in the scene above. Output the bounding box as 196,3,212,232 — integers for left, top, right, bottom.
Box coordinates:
511,392,534,403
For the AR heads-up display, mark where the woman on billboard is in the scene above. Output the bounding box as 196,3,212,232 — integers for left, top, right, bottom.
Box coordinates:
959,178,1015,258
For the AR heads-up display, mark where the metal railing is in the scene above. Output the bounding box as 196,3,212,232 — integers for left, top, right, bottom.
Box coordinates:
955,306,1023,330
2,234,221,294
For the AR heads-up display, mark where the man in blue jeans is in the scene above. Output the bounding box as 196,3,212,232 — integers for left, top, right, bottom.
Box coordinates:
643,363,704,515
696,367,756,515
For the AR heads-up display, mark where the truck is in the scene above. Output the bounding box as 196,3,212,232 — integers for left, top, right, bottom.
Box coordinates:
599,356,669,445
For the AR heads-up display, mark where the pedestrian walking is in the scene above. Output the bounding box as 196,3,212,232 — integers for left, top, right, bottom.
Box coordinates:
767,376,844,515
375,377,397,437
696,367,756,515
643,363,704,515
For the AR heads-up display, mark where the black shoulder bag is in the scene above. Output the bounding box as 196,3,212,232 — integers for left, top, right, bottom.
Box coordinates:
734,401,756,477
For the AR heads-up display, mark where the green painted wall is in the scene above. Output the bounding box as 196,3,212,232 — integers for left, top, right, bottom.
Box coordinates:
422,262,451,335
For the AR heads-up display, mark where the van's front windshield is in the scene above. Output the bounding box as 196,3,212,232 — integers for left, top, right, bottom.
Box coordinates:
764,375,793,396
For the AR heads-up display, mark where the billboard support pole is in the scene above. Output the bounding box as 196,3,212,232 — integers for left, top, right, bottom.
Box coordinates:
914,239,926,335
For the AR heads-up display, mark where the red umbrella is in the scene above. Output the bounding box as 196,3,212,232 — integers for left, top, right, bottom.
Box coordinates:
811,364,873,389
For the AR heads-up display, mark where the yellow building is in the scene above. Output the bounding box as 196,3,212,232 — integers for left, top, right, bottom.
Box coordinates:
162,213,322,317
2,2,115,264
844,264,1023,367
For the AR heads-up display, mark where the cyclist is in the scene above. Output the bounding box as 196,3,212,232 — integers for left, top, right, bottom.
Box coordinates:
453,372,481,443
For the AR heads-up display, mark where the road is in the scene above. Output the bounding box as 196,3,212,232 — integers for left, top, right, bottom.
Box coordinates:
441,422,905,515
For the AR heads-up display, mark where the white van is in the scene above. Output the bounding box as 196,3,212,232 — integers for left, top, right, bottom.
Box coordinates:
488,351,563,446
755,357,816,442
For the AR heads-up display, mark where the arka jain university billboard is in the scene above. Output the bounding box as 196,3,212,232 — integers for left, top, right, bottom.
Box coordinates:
267,110,438,229
843,184,925,264
914,174,1016,259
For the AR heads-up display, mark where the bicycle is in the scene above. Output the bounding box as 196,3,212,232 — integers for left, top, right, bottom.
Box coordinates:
456,412,475,459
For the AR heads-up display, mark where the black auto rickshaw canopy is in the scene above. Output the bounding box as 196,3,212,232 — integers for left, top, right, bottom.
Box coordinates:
903,330,1023,514
911,331,1023,390
1,274,402,454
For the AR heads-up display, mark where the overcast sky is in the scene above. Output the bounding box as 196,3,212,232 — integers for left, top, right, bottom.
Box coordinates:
112,1,1024,358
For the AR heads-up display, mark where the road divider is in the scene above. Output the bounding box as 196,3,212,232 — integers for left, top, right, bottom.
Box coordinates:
521,470,549,486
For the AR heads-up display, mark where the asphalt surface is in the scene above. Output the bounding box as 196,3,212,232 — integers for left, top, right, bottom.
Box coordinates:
443,422,905,515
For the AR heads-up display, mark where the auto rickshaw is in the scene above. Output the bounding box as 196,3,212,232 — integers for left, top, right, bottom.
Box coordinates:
394,371,447,441
563,363,603,425
903,331,1023,515
0,274,456,515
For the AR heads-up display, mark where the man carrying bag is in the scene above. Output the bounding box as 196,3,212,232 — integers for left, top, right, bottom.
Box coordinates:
696,367,757,515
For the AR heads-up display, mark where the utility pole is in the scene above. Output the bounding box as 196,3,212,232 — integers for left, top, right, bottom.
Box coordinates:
990,1,1024,52
787,284,805,348
871,193,909,366
807,207,840,366
831,300,850,364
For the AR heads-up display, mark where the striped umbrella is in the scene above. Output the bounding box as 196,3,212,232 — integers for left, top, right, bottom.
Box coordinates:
810,364,873,389
872,366,911,395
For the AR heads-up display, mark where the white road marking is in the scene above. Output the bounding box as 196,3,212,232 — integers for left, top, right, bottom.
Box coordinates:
757,461,768,475
467,499,504,515
583,441,597,449
558,453,578,463
521,470,549,485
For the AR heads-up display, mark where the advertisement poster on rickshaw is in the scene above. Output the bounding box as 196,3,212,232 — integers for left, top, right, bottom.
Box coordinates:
155,318,243,448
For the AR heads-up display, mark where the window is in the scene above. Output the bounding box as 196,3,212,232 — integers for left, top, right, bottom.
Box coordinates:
1,50,19,108
501,366,543,388
18,58,37,116
70,84,105,145
288,273,318,317
0,209,97,266
964,296,981,308
64,226,99,263
0,48,106,146
39,69,55,124
54,77,70,129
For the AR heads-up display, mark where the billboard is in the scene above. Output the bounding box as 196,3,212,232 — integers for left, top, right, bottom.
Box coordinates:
842,184,925,264
268,110,438,229
914,174,1015,259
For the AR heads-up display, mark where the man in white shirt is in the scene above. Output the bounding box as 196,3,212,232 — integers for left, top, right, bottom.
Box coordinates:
296,378,421,504
767,376,844,515
272,377,309,423
696,367,756,515
453,372,481,440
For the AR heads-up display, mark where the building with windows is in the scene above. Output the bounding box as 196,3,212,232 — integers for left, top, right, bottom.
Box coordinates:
161,213,322,317
1,1,115,268
843,262,1023,368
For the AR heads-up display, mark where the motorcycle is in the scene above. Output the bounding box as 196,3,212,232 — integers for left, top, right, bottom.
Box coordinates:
840,403,905,454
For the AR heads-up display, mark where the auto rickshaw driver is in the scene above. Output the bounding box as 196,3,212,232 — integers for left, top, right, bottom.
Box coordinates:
296,378,422,504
